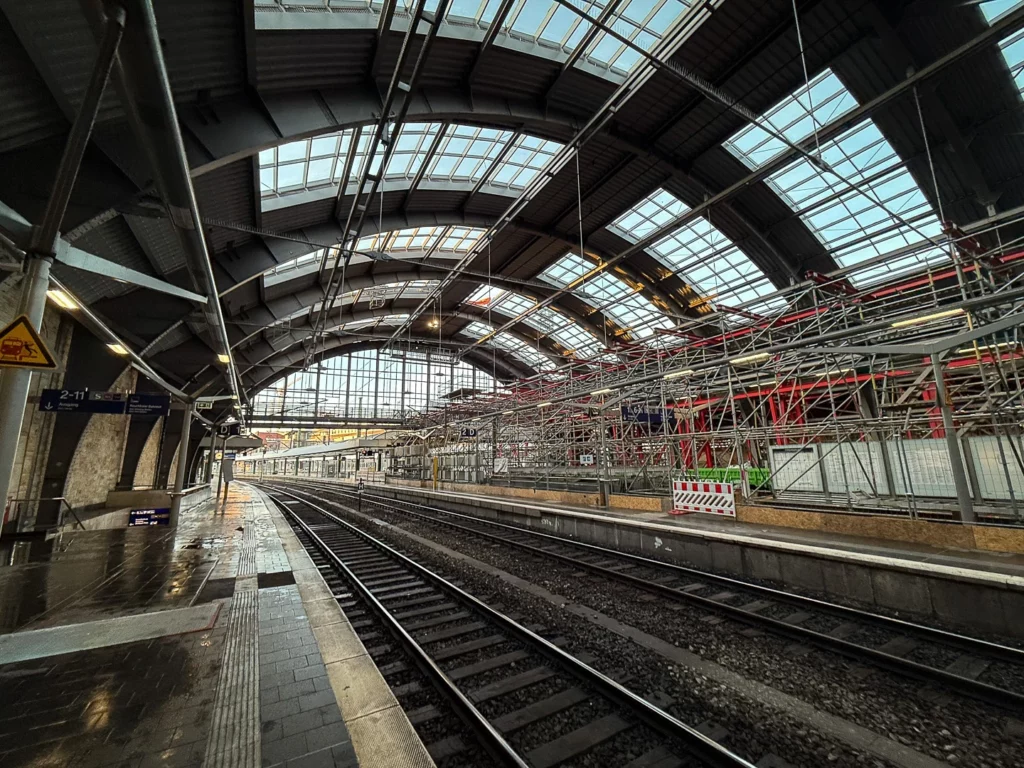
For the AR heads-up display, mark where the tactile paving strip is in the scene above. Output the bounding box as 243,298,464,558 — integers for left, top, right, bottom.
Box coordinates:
202,577,261,767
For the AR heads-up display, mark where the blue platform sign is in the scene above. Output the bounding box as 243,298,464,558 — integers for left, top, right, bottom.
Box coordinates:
128,508,171,526
39,389,127,414
127,393,171,416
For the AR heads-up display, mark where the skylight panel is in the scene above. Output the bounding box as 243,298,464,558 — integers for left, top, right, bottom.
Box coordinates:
356,226,486,257
981,0,1023,22
359,279,442,304
540,252,671,339
386,123,442,178
462,320,556,370
997,28,1024,95
265,250,324,279
465,287,603,357
260,129,359,199
612,189,777,310
767,120,944,279
489,135,563,189
724,70,857,169
427,125,512,181
582,0,691,74
260,124,562,211
726,69,943,282
493,292,536,316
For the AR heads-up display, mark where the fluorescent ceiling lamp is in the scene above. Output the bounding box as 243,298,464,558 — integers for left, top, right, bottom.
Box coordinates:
502,410,514,415
46,289,78,310
107,343,129,355
731,353,771,365
956,342,1017,355
663,369,694,380
890,308,965,329
537,402,553,408
590,387,616,396
217,353,231,363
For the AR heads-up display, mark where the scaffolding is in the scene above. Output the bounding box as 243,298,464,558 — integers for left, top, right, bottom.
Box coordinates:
402,224,1024,524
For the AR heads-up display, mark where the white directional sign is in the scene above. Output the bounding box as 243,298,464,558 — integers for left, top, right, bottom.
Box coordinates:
195,400,214,411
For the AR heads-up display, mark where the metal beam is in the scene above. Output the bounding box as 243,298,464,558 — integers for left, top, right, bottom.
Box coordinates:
106,0,243,409
466,0,517,87
371,0,400,79
54,241,208,304
543,0,625,101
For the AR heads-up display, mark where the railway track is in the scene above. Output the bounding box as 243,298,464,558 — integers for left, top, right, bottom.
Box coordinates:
270,479,1024,713
264,486,757,768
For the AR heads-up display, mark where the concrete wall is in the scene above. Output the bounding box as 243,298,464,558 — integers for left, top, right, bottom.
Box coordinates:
133,417,163,489
63,368,135,511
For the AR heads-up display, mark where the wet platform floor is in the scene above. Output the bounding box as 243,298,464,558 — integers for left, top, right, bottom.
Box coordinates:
0,485,384,768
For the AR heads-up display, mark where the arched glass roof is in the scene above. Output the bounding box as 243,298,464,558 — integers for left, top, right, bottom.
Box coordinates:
258,123,562,210
724,69,944,284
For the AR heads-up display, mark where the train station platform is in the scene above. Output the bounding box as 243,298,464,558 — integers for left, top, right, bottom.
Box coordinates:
265,477,1024,641
0,483,432,768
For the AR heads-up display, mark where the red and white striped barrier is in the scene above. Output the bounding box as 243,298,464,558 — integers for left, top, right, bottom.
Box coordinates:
671,479,736,517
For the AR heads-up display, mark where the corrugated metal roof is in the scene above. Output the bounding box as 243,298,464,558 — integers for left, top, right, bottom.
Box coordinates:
124,215,186,276
195,160,256,253
0,13,65,152
154,0,247,102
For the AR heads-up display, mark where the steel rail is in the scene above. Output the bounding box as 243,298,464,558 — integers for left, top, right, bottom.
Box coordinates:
282,481,1024,711
265,485,757,768
265,490,528,768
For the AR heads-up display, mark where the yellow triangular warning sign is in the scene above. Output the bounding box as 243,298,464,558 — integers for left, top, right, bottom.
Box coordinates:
0,315,57,370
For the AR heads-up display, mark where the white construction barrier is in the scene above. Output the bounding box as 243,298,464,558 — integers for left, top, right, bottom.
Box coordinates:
671,479,736,517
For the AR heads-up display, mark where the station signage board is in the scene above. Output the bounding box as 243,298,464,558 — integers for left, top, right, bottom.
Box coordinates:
39,389,127,414
128,508,171,526
196,400,214,411
460,427,478,438
127,393,171,416
39,390,171,416
579,454,595,466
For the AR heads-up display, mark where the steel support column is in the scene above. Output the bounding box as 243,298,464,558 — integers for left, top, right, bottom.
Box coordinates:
170,404,194,525
931,354,975,522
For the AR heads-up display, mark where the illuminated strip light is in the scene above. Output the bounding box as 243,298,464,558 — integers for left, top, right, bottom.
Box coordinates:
890,308,965,329
536,402,553,408
730,352,771,365
955,342,1018,355
502,410,514,415
663,369,694,380
107,343,129,355
590,387,616,396
46,290,78,310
